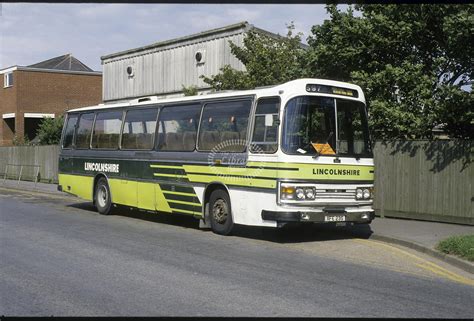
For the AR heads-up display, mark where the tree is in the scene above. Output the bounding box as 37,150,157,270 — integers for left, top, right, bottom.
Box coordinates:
201,22,309,91
200,7,472,139
12,135,32,146
307,4,473,139
182,85,199,96
36,116,64,145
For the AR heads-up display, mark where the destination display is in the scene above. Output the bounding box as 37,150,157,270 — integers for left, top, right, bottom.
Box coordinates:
306,84,359,98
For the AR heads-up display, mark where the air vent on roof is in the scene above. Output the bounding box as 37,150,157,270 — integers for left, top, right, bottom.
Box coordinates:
131,96,159,104
254,84,276,90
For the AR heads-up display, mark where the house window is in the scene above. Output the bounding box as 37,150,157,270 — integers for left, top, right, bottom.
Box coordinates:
4,72,13,88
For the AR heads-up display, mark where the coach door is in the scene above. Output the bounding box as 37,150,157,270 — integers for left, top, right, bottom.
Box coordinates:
121,107,159,211
153,103,201,214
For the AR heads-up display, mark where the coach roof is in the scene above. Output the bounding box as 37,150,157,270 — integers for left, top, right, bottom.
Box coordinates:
67,78,364,113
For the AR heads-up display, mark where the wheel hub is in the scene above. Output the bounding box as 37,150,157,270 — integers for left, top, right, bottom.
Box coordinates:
212,199,228,224
97,185,108,208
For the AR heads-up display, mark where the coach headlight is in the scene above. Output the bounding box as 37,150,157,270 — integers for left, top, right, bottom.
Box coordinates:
280,183,317,203
363,188,371,199
305,188,316,200
356,187,373,200
281,186,296,200
295,188,305,200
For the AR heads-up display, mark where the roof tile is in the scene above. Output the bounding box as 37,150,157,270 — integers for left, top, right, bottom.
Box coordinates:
28,54,93,72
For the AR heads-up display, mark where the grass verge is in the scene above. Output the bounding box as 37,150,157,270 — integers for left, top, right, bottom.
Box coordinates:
436,234,474,262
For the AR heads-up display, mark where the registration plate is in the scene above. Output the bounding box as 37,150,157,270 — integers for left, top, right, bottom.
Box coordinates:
324,215,346,222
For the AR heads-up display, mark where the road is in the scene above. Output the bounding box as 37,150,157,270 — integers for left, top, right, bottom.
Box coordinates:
0,187,473,317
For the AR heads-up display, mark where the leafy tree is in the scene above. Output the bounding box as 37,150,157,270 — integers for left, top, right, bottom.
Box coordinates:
12,134,32,146
201,22,309,91
201,7,472,139
307,4,473,139
182,85,199,96
36,116,64,145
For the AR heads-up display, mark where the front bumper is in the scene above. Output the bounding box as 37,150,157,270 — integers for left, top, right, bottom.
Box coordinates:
262,208,375,223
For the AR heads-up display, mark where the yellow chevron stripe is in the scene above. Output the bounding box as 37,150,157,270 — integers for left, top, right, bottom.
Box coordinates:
153,173,188,178
183,165,277,178
170,208,196,215
150,164,184,169
186,173,276,189
163,190,196,197
167,199,202,207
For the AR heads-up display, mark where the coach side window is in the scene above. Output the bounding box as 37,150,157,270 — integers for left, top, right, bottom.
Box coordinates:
121,108,158,150
198,100,252,152
75,112,95,149
62,114,78,149
250,97,280,153
156,104,201,151
91,110,123,149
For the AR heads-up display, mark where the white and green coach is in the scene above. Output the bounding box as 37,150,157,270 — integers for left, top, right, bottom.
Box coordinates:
58,78,375,235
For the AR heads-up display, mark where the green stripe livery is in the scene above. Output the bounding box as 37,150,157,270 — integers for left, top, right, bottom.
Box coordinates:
59,159,374,216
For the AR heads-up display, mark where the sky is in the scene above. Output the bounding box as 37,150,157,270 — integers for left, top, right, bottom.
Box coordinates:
0,3,334,71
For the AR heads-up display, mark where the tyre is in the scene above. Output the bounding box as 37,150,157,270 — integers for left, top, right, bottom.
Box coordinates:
95,177,113,215
209,189,234,235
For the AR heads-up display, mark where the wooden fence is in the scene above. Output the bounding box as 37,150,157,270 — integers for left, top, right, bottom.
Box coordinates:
0,145,60,183
373,140,472,225
0,141,472,224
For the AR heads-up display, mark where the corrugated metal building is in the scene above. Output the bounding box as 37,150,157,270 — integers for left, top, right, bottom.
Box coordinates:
100,21,282,102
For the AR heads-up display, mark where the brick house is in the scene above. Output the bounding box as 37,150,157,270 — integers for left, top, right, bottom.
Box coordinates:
0,54,102,146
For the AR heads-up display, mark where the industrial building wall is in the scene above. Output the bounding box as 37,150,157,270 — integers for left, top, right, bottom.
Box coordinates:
102,33,246,102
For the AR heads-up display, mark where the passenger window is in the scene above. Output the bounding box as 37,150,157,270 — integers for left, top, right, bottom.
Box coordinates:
62,114,78,149
91,110,123,149
121,108,158,150
157,104,201,151
251,97,280,153
75,113,95,149
198,100,252,152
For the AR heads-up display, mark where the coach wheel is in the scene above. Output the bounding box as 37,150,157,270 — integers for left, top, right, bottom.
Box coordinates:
209,189,234,235
95,177,112,215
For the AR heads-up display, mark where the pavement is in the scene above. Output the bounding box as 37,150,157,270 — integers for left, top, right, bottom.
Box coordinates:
356,217,474,274
1,178,473,274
